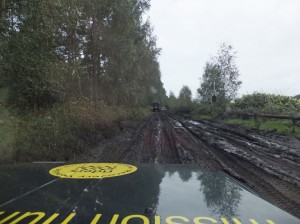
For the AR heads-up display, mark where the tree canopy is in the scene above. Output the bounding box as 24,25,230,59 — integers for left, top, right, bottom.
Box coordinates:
294,94,300,99
178,85,192,107
0,0,166,112
197,43,242,104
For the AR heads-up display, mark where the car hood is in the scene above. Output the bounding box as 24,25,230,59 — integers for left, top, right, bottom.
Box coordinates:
0,163,299,224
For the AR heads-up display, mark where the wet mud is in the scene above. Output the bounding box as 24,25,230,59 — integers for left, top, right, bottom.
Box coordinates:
81,113,300,217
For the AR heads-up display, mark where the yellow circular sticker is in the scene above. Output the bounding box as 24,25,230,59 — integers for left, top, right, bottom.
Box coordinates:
49,163,137,179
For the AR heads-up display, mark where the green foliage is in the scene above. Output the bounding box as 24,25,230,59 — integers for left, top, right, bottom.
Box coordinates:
191,102,215,115
198,43,242,104
178,85,192,107
9,98,151,162
166,91,177,109
198,63,223,102
191,114,214,121
1,0,67,112
294,94,300,99
0,88,16,163
0,0,166,111
224,118,300,137
14,107,80,161
14,100,123,162
123,107,152,120
224,92,300,135
224,118,256,128
0,0,166,162
166,87,194,115
190,101,228,119
234,92,300,114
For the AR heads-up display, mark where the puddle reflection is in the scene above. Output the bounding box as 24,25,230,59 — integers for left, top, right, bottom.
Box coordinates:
157,166,241,218
0,164,298,223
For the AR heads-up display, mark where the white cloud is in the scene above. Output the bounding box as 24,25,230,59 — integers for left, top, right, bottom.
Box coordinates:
148,0,300,97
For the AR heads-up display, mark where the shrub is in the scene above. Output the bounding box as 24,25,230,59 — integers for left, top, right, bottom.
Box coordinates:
234,93,300,115
12,98,151,162
14,106,82,161
14,99,118,161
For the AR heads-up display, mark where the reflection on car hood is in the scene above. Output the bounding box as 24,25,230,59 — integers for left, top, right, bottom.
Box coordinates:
0,163,299,224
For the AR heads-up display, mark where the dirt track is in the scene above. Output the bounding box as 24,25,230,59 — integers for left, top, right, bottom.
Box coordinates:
81,113,300,217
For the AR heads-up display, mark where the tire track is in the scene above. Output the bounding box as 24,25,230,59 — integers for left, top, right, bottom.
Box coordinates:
84,113,300,217
173,116,300,217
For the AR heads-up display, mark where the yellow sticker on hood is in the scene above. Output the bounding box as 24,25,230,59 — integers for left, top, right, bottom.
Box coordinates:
49,163,137,179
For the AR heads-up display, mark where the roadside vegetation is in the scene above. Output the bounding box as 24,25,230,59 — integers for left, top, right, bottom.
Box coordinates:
167,91,300,138
165,44,300,138
227,93,300,137
0,0,164,163
224,117,300,137
0,87,16,163
13,101,152,162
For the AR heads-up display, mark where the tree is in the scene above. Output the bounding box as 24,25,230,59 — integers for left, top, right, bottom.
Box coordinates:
294,94,300,99
2,0,66,112
166,91,177,109
198,63,222,102
178,85,192,107
198,172,241,217
198,43,242,104
1,0,166,111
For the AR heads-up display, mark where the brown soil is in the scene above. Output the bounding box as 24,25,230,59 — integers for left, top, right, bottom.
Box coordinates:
79,113,300,217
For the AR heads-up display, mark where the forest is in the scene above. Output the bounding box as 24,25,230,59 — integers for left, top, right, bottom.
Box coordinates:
0,0,166,162
0,0,166,109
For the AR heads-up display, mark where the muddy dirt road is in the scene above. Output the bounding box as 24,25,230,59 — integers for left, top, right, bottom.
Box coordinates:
81,113,300,217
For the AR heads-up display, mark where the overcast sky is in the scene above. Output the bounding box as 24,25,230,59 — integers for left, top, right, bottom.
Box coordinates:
147,0,300,98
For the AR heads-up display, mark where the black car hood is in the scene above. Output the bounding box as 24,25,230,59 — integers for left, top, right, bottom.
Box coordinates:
0,163,299,224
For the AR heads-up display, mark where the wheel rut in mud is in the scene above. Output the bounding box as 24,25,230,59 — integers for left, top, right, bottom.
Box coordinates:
81,113,300,217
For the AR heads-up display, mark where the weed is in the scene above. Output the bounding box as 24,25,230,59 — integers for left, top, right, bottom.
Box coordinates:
224,118,300,137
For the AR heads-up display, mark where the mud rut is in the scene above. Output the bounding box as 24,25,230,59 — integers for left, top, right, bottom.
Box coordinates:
82,113,300,217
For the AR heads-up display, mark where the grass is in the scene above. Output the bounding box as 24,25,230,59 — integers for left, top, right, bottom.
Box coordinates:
192,114,214,121
0,90,153,163
224,118,300,138
224,118,257,128
0,88,16,163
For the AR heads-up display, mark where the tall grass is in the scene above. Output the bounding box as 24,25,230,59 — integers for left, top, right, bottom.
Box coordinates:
0,88,16,163
1,96,151,163
225,118,300,137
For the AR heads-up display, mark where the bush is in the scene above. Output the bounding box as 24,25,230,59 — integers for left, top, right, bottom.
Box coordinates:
190,101,231,117
119,106,151,120
234,93,300,115
14,99,117,162
14,106,83,161
12,98,151,162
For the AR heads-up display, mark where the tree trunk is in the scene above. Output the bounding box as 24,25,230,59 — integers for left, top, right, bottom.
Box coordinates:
77,72,82,94
90,75,93,101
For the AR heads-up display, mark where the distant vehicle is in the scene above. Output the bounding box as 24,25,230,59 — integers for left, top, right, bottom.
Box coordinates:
161,106,167,111
152,103,161,112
